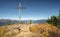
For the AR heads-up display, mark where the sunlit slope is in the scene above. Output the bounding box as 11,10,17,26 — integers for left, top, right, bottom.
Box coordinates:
0,24,60,37
0,24,21,37
30,23,60,37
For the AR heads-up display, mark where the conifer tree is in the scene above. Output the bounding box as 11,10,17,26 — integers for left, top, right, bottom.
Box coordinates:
30,19,32,24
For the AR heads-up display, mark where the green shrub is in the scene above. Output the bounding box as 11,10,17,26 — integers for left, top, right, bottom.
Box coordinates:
47,16,60,28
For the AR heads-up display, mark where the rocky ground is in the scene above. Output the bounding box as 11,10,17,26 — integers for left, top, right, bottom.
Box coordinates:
0,23,60,37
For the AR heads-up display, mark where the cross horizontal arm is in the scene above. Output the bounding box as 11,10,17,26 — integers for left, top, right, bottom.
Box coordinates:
16,7,26,9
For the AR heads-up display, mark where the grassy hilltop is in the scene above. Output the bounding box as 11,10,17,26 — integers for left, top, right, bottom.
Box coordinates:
0,23,60,37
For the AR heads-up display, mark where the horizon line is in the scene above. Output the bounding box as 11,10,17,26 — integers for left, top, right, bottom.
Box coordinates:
0,18,47,20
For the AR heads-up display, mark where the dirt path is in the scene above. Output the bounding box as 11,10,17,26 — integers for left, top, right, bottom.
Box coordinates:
14,24,31,37
14,24,39,37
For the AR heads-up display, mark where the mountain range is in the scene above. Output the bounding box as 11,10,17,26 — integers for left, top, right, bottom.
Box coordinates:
0,19,46,26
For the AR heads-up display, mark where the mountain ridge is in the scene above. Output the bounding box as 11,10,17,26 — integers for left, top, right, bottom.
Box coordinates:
0,19,46,26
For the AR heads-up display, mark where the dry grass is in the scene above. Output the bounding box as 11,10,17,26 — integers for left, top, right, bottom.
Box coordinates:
0,24,20,37
29,23,60,37
0,23,60,37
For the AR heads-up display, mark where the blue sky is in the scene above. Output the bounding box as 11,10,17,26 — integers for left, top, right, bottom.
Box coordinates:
0,0,60,20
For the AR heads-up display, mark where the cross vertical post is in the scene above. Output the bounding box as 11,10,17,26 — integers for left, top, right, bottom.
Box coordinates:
18,3,21,24
17,0,26,24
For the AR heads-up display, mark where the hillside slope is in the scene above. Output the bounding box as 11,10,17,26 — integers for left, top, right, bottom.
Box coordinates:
30,23,60,37
0,24,60,37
